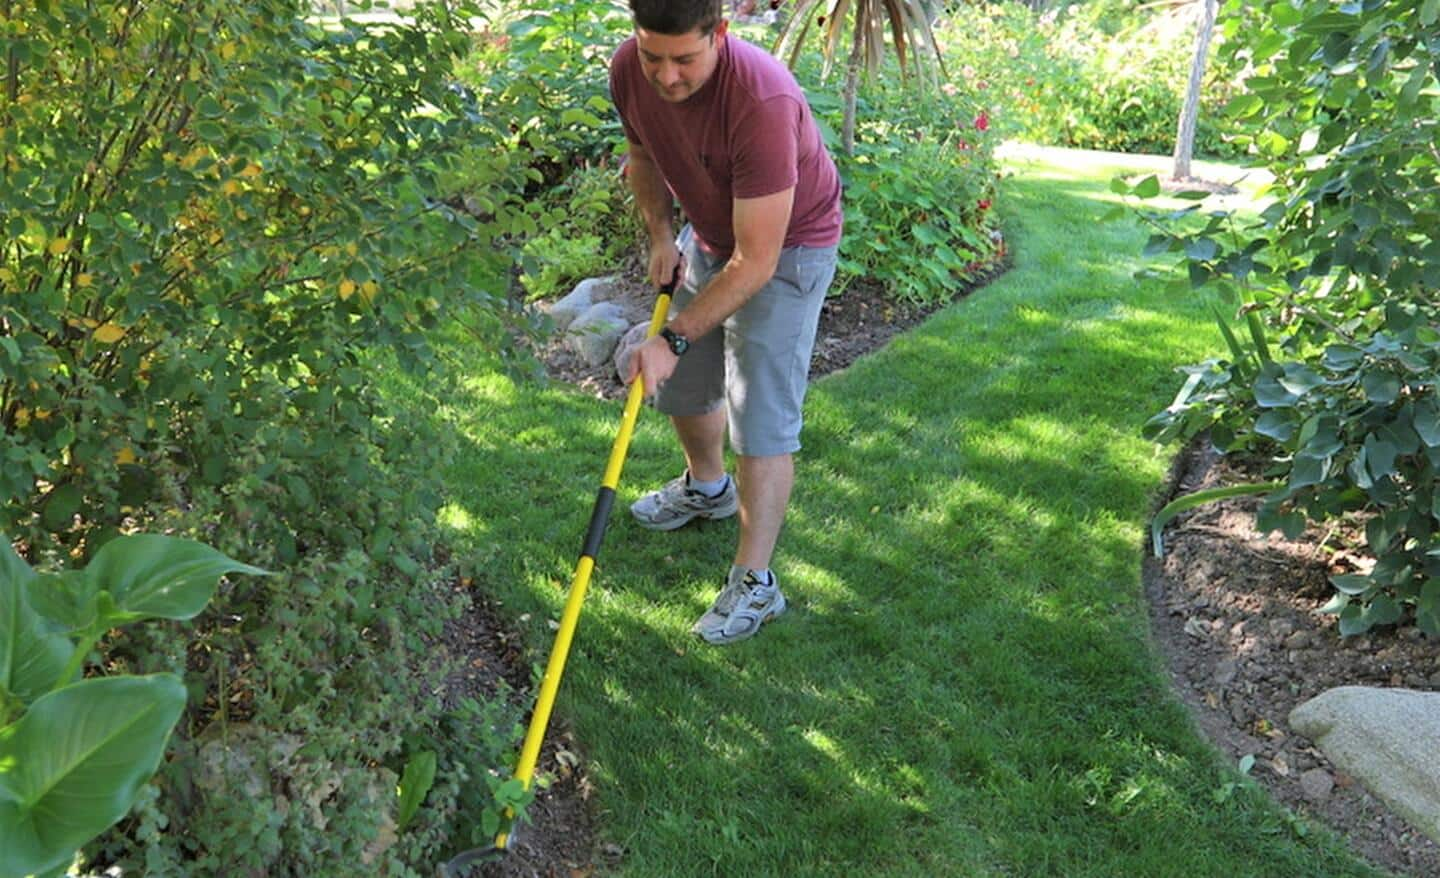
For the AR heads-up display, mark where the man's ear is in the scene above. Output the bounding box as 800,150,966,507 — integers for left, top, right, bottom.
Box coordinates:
713,19,729,43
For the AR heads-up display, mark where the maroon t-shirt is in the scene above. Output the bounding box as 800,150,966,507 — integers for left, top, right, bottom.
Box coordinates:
610,34,842,256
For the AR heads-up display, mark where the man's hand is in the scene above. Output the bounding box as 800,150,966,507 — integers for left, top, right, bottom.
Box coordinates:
625,334,679,396
648,240,682,291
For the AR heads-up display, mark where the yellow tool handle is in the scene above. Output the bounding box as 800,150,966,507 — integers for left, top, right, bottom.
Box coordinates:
496,282,673,850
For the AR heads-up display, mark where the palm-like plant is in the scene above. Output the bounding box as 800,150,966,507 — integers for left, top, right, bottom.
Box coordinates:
772,0,946,155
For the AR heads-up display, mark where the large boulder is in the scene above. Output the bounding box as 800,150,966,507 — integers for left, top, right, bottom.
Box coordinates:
1290,686,1440,843
565,302,629,366
547,275,618,331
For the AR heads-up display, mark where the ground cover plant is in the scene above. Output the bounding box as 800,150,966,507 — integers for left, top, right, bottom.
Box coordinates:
432,146,1388,875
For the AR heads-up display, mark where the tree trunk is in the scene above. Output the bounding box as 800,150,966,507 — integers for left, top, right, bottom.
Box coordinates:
841,20,863,156
1172,0,1218,181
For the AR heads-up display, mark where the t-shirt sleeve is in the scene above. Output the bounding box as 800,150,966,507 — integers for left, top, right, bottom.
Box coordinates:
730,95,801,199
609,43,644,148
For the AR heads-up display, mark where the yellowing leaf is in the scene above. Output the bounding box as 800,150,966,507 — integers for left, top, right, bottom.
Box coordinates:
239,162,262,179
115,446,137,466
338,280,357,300
93,323,126,343
14,408,30,428
76,273,94,288
48,237,71,255
360,281,378,303
221,179,241,196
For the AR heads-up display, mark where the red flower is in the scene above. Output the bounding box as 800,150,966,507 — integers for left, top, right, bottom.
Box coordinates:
974,111,990,132
977,198,992,211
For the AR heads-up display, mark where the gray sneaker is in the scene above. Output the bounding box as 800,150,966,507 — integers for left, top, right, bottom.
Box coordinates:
630,472,738,531
692,570,786,645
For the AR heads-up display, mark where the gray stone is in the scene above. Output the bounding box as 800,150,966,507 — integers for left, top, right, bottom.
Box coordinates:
1290,686,1440,843
612,321,651,384
1283,630,1313,650
548,275,618,331
565,302,629,366
1214,658,1239,686
1298,767,1334,802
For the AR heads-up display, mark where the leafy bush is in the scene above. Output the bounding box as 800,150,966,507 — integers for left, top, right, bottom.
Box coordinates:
937,1,1244,158
1133,0,1440,635
519,162,642,300
3,0,548,871
460,0,632,176
800,72,1003,305
1,0,533,558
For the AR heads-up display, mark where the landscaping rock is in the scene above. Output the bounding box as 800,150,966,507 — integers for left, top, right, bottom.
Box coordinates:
565,302,629,366
612,321,651,384
1290,686,1440,843
1299,767,1334,802
548,276,618,331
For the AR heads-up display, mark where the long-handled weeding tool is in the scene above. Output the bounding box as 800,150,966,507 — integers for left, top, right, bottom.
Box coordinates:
441,276,676,874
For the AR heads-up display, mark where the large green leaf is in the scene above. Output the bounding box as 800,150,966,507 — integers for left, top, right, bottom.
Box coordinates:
0,545,70,703
0,674,187,878
83,535,267,622
23,571,98,634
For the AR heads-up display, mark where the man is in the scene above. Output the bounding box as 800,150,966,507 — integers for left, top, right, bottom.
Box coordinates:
610,0,843,644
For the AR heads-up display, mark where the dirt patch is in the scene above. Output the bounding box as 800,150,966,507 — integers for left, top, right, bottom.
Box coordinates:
1146,440,1440,876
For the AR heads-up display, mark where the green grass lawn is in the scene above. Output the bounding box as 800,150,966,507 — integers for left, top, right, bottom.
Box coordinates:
428,145,1389,876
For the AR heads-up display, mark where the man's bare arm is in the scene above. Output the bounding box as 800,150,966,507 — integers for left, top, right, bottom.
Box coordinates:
625,145,681,286
667,186,795,339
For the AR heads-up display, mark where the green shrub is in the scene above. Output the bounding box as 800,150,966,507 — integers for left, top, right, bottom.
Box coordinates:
799,72,1003,305
460,0,632,175
519,162,642,300
0,0,534,558
3,0,545,871
1133,0,1440,634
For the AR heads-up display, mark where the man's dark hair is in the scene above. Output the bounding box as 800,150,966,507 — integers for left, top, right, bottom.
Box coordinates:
629,0,724,36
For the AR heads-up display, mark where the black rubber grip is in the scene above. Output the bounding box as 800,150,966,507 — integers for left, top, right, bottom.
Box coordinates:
580,486,616,560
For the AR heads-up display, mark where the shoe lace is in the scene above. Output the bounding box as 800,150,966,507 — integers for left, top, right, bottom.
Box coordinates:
712,581,748,616
715,574,768,616
659,476,695,506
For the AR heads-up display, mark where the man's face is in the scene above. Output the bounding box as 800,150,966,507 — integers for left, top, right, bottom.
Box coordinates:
635,20,727,103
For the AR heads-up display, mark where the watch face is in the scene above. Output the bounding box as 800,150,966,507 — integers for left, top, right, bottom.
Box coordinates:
663,328,689,355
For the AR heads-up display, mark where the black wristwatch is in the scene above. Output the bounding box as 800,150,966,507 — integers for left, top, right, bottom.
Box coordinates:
660,326,690,356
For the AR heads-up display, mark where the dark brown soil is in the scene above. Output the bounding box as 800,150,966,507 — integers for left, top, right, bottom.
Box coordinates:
456,266,1439,877
1146,441,1440,877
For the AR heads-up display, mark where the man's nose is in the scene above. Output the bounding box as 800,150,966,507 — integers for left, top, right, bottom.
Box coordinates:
656,62,681,86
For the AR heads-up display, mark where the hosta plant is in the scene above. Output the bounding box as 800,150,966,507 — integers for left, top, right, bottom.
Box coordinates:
0,535,264,878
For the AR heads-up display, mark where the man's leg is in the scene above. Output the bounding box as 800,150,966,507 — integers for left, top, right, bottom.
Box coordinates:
735,453,792,570
672,408,727,484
